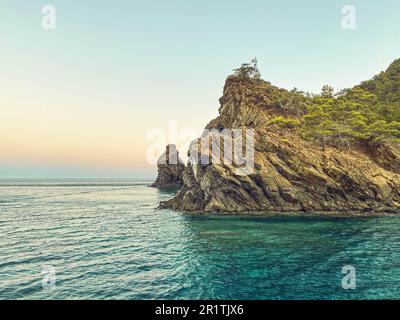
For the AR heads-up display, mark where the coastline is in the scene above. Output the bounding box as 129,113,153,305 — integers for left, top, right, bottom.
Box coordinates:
160,205,400,219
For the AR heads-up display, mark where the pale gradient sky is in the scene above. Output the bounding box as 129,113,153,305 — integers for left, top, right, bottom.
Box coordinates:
0,0,399,178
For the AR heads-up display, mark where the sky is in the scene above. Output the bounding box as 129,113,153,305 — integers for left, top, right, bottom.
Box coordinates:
0,0,399,179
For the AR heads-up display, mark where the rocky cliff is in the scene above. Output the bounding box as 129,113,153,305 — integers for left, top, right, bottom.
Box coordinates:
151,144,185,189
160,66,400,215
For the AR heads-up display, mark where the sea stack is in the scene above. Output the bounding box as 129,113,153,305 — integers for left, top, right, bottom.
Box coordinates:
151,144,185,189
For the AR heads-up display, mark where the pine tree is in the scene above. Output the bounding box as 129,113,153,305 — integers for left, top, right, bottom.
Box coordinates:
321,85,335,98
233,58,261,80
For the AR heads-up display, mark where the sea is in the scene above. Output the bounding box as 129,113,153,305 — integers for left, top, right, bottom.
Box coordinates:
0,179,399,300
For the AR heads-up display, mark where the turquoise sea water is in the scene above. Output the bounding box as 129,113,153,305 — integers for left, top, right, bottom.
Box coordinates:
0,179,399,300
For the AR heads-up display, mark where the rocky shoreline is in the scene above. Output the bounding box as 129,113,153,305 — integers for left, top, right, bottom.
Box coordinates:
159,209,399,218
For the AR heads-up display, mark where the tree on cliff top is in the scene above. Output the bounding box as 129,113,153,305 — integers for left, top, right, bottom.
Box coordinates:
233,58,261,80
321,85,335,98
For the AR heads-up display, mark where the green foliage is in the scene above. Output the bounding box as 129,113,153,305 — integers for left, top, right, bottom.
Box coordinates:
231,58,400,149
358,59,400,103
233,58,261,80
274,88,309,116
302,80,400,148
269,116,301,129
321,85,335,98
300,60,400,148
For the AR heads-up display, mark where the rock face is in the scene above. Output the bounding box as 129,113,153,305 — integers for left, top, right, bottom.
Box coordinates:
151,144,185,189
160,75,400,214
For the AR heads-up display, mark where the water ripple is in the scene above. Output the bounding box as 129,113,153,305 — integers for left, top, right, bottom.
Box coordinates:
0,182,400,299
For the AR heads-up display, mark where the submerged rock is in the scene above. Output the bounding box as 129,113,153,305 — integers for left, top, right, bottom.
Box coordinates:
151,144,185,189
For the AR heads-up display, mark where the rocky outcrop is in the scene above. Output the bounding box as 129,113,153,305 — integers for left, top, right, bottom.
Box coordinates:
159,75,400,215
151,144,185,189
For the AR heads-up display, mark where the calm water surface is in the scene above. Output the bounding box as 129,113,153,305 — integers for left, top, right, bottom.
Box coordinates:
0,179,399,299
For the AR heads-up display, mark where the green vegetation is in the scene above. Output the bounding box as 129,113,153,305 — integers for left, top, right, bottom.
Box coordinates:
233,59,400,149
233,58,261,80
269,116,301,129
292,59,400,149
302,81,400,148
321,85,335,98
358,59,400,103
